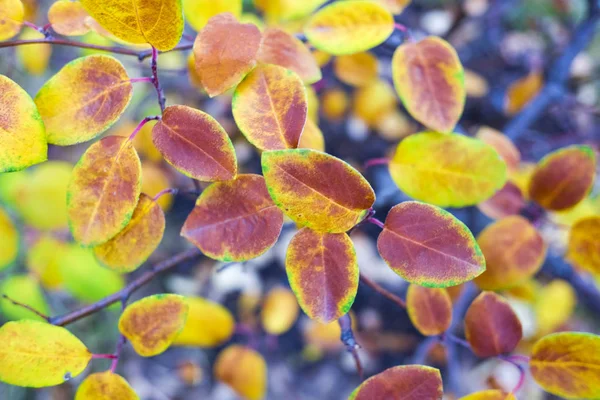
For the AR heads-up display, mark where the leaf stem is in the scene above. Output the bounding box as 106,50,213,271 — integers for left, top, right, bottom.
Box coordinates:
92,353,118,360
128,115,160,141
129,77,153,83
363,157,389,169
359,273,406,309
1,294,50,321
153,188,178,201
367,216,385,229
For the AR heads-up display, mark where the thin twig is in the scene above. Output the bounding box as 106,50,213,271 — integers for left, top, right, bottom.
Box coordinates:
359,273,406,309
338,314,363,380
49,248,202,326
1,294,50,321
150,46,166,113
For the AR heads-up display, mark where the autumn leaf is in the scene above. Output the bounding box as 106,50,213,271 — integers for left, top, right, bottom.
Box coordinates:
377,201,485,287
35,55,133,145
530,332,600,399
389,132,507,207
262,149,375,233
0,0,24,40
75,372,138,400
476,127,521,172
0,320,91,387
286,228,358,323
181,174,284,262
298,119,325,151
173,297,235,347
16,30,52,75
464,292,522,357
261,287,300,335
460,390,516,400
255,0,326,23
193,13,262,97
349,365,443,399
535,280,576,336
304,1,394,55
67,136,142,246
26,235,66,289
392,37,465,132
0,75,47,172
152,105,238,181
505,70,543,114
183,0,241,31
214,345,267,400
48,0,91,36
567,216,600,275
477,182,525,220
0,207,18,271
119,294,189,357
334,52,379,87
80,0,183,50
406,284,452,336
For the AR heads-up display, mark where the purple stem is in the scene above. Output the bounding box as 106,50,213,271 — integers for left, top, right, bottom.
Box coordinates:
394,23,408,32
363,157,390,169
22,21,41,31
367,217,385,229
92,353,117,360
153,188,178,201
129,77,153,83
128,115,160,141
110,334,127,373
498,355,527,394
150,46,166,113
443,332,472,350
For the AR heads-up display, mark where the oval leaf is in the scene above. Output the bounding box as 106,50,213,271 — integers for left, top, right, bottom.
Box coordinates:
475,216,546,290
80,0,183,50
464,292,523,358
262,149,375,233
0,0,23,40
119,294,188,357
406,284,452,336
528,145,596,211
298,119,325,152
567,216,600,275
304,1,394,55
93,193,165,272
194,13,262,97
173,297,235,347
181,174,284,261
214,345,267,400
0,207,18,271
377,201,485,287
26,235,66,289
152,105,237,181
76,372,138,400
183,0,241,31
286,228,358,323
460,390,516,400
349,365,443,400
233,64,307,151
257,28,322,84
0,320,91,387
476,127,521,172
67,135,142,246
0,275,49,321
530,332,600,399
334,52,379,87
389,132,507,207
0,75,47,172
477,182,525,220
392,37,465,132
505,70,543,115
35,55,133,145
48,0,91,36
261,287,300,335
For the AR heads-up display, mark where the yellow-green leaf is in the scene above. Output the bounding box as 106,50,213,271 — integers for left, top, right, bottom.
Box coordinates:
119,294,188,357
76,372,139,400
0,320,91,387
26,235,67,289
80,0,183,50
183,0,241,31
0,275,49,321
0,75,47,172
16,30,52,75
0,207,18,271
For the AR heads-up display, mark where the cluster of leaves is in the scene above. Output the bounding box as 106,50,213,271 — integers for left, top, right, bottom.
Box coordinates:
0,0,599,399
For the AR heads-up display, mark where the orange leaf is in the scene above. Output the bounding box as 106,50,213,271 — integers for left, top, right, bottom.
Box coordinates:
333,52,379,87
75,372,138,400
298,119,325,152
567,216,600,275
505,70,543,114
406,284,452,336
214,345,267,400
48,0,91,36
477,182,525,220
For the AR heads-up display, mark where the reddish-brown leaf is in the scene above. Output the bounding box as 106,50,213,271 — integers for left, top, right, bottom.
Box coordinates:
349,365,443,400
477,182,526,220
406,284,452,336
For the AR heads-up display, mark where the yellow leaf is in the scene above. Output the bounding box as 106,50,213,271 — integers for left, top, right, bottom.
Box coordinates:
261,287,299,335
80,0,183,50
119,294,188,357
505,70,543,114
0,0,24,40
141,163,173,211
0,207,18,271
16,30,52,75
333,52,378,87
75,372,138,400
534,280,576,336
173,297,235,347
255,0,326,23
567,216,600,275
0,320,91,387
215,345,267,400
0,275,49,321
322,87,349,120
353,79,396,126
183,0,242,31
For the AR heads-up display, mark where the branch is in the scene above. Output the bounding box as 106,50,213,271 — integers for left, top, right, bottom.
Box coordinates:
1,294,50,321
49,248,202,326
359,273,406,309
504,2,600,140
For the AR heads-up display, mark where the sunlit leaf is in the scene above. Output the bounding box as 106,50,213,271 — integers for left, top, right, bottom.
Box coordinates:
35,55,133,145
531,332,600,399
262,149,375,233
551,195,600,227
93,194,164,272
0,275,49,321
477,182,525,220
214,345,267,400
184,0,241,31
286,228,358,323
0,207,18,271
392,37,465,132
349,365,443,399
67,136,141,246
182,174,283,261
298,119,325,152
60,245,125,303
534,280,576,336
459,390,516,400
304,1,394,55
48,0,91,36
377,201,485,287
476,127,521,172
352,79,396,126
152,105,237,181
26,235,66,289
475,216,546,290
257,28,322,84
0,75,47,172
233,64,307,151
406,284,452,336
80,0,183,50
16,30,51,75
75,372,138,400
567,216,600,275
528,145,596,211
389,132,507,207
0,320,91,387
255,0,326,22
0,0,24,40
505,70,543,114
119,294,188,357
173,297,235,347
464,292,522,357
261,287,299,335
333,52,378,87
194,13,262,97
